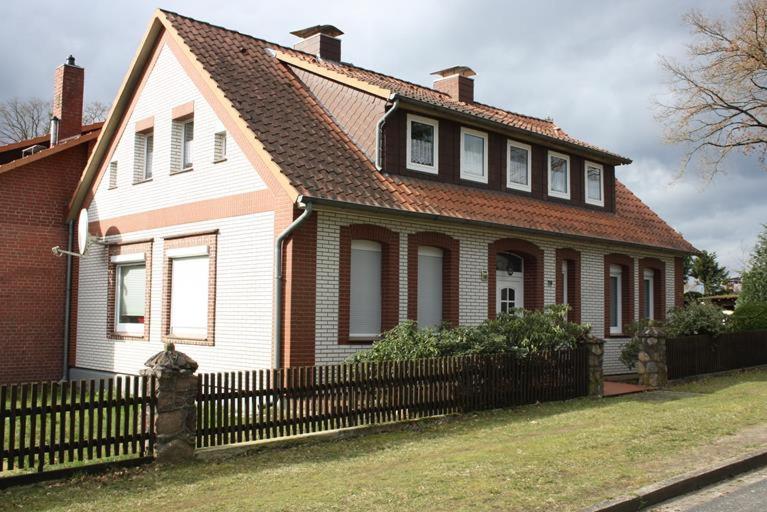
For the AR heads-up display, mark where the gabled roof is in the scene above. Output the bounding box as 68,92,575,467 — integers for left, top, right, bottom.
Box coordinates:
0,124,102,175
70,10,695,254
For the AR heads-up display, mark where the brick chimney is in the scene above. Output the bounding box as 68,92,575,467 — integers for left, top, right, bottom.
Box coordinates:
432,66,476,103
291,25,343,61
52,55,84,142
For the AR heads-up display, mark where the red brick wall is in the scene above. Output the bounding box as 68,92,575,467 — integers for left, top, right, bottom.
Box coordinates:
53,62,84,141
0,145,89,384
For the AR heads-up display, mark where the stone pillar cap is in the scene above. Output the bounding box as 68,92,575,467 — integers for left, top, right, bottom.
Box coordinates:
142,342,198,374
639,325,666,338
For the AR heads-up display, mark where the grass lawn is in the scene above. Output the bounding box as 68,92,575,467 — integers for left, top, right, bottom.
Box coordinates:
4,369,767,512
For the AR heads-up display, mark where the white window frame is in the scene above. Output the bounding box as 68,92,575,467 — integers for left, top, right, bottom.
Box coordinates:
561,260,569,306
349,240,383,340
547,150,571,199
506,139,532,192
181,119,194,170
460,127,489,184
112,253,147,336
609,264,623,335
406,114,439,174
644,269,655,320
142,133,154,180
584,160,605,206
169,248,210,340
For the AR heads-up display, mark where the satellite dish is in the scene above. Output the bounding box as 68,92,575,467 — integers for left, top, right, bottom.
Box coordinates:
77,208,90,255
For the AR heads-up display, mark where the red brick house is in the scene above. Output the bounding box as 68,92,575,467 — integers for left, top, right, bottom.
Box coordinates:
0,57,101,384
65,11,694,379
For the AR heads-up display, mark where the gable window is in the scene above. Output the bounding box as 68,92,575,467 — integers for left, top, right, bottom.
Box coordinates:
108,161,118,189
163,233,217,345
609,264,623,335
460,127,488,183
134,131,154,183
585,161,604,206
182,120,194,169
107,242,152,340
548,151,570,199
507,140,531,192
417,246,444,328
214,131,227,162
643,269,655,320
350,240,382,340
406,114,438,174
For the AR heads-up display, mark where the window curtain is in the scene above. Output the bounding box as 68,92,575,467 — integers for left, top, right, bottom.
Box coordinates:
410,122,434,166
508,146,528,185
551,156,567,192
463,133,485,176
587,167,601,200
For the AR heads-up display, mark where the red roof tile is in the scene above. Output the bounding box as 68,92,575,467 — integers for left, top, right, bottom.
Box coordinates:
162,11,694,253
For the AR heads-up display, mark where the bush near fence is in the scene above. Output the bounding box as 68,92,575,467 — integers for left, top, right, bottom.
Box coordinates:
667,330,767,380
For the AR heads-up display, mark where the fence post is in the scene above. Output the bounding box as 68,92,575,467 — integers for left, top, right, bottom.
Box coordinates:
583,337,605,397
141,343,199,463
637,326,668,388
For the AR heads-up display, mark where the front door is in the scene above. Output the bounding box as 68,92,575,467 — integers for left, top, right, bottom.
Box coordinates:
496,273,524,315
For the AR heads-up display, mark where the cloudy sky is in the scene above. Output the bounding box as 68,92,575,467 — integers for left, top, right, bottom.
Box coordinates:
2,0,765,272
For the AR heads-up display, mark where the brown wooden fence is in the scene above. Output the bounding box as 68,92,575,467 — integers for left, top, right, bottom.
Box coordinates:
667,330,767,380
196,347,589,448
0,375,156,475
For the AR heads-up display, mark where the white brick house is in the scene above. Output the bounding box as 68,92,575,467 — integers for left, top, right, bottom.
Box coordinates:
66,11,694,379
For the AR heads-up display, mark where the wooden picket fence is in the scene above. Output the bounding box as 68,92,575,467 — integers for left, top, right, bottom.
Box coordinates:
0,375,156,475
667,330,767,380
196,347,589,448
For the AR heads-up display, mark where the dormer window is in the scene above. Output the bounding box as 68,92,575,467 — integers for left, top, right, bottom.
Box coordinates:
548,151,570,199
585,161,604,206
406,114,438,174
460,127,488,184
507,140,531,192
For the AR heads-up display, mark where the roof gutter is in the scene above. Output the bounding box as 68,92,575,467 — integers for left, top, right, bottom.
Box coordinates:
396,96,632,166
300,195,694,256
375,94,400,171
272,198,313,368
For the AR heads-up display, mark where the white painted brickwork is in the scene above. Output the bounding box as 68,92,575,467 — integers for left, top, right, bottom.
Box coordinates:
76,212,274,375
87,43,266,223
77,43,276,375
314,206,677,374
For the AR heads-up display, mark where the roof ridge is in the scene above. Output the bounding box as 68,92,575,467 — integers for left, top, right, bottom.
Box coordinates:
159,10,558,128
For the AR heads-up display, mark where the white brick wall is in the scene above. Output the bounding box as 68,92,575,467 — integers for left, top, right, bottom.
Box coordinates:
88,43,267,223
75,213,274,375
314,206,677,374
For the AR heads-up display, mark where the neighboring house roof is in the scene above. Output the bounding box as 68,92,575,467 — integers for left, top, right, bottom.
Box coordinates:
70,10,695,254
0,123,103,173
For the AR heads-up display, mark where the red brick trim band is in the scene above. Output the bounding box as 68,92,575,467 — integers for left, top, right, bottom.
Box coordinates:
161,233,218,346
488,238,544,318
407,232,460,327
638,257,666,321
107,241,153,341
555,248,582,323
338,224,400,344
604,253,635,337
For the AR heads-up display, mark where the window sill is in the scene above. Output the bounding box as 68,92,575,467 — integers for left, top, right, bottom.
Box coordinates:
163,334,214,347
171,167,194,175
406,164,438,175
133,178,153,185
108,332,148,342
213,158,227,164
343,336,377,345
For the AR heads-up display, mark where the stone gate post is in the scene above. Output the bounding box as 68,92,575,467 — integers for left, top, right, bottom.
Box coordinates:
141,343,199,463
636,326,668,388
584,337,605,397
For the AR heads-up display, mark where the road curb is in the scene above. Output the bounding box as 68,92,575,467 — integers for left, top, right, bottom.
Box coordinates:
582,448,767,512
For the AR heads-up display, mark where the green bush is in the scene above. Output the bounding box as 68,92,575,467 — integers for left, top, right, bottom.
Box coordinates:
347,305,591,363
665,302,729,338
731,302,767,332
619,318,657,370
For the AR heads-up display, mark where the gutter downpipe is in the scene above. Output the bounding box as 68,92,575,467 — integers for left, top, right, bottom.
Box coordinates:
62,219,74,381
273,198,313,368
375,94,400,171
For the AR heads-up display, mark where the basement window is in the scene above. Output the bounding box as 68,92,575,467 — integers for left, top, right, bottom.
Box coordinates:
406,114,438,174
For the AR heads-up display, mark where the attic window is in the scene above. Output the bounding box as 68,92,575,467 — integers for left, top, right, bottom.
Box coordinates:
182,120,194,169
406,114,438,174
507,140,531,192
108,161,118,189
214,131,227,162
548,151,570,199
172,117,195,173
585,161,604,206
460,127,488,184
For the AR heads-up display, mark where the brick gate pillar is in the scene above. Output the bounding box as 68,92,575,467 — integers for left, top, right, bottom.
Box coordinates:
636,326,668,388
584,337,605,397
141,343,199,463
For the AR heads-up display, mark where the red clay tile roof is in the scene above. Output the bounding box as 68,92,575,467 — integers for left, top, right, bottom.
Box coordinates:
163,11,694,253
0,122,102,154
0,127,101,175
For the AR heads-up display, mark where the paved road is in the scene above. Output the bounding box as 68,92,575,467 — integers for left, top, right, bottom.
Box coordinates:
649,466,767,511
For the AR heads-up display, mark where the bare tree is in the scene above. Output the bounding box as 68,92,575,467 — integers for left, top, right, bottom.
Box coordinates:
83,100,109,125
657,0,767,179
0,97,50,144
